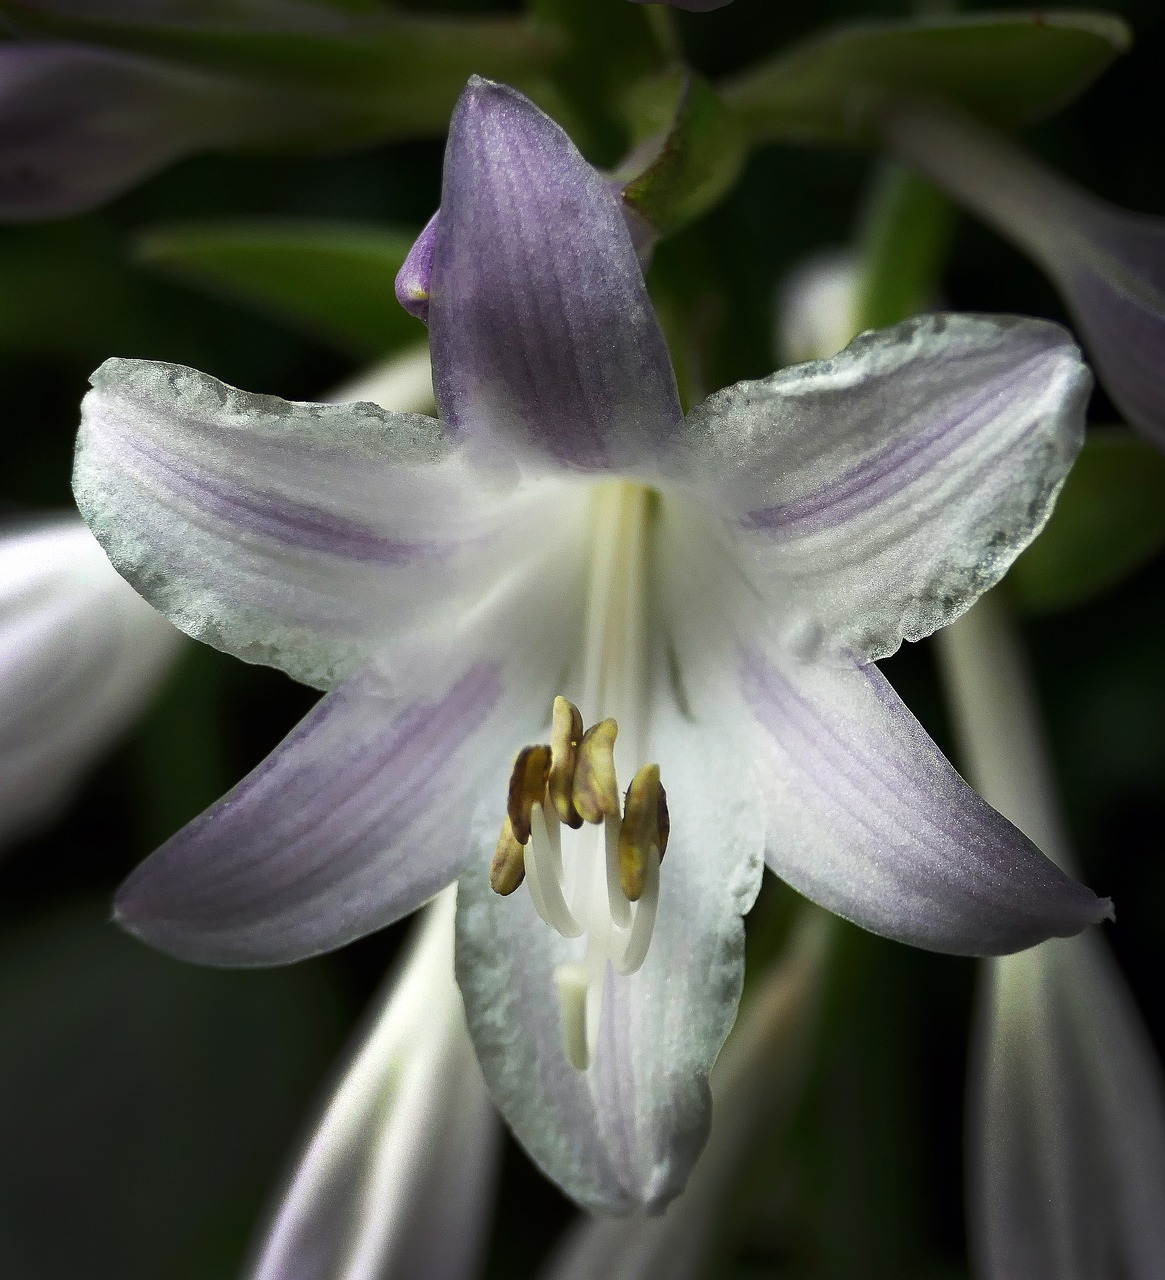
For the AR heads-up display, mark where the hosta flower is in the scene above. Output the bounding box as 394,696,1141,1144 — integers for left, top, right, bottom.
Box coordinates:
0,42,293,221
937,595,1165,1280
882,99,1165,453
75,77,1109,1212
0,515,181,848
247,888,500,1280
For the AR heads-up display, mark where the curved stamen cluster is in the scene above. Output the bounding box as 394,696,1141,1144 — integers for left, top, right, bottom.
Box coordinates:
491,695,669,1069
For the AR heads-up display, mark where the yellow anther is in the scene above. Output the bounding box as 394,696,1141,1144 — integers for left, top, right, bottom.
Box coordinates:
490,817,526,896
506,744,551,845
618,764,669,902
548,696,584,829
572,718,620,824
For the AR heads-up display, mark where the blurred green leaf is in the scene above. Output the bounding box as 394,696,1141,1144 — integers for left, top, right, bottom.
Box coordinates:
621,68,747,237
136,218,422,357
0,2,560,143
721,12,1131,147
0,903,350,1280
853,163,954,333
1007,427,1165,615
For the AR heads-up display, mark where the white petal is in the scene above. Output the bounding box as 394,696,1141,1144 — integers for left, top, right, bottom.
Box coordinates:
539,912,835,1280
75,354,570,690
0,515,182,849
679,314,1089,662
974,935,1165,1280
247,889,501,1280
455,678,765,1214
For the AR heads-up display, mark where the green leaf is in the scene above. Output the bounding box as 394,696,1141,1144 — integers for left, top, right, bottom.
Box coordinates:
620,68,747,238
1007,427,1165,615
853,163,955,333
721,12,1132,147
135,219,423,357
0,2,560,142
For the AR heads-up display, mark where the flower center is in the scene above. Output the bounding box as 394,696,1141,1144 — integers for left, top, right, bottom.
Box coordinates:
488,481,667,1070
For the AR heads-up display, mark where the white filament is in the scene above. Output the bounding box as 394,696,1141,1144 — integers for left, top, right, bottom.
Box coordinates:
528,481,659,1070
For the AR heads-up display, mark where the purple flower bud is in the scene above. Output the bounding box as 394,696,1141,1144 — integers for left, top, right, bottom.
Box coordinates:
0,43,255,220
884,100,1165,452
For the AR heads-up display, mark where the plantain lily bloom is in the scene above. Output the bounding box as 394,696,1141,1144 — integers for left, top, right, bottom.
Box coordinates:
883,100,1165,453
76,77,1109,1212
0,514,182,849
938,596,1165,1280
246,887,500,1280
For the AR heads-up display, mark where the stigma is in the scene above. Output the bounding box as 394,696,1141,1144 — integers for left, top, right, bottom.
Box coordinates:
491,695,669,1071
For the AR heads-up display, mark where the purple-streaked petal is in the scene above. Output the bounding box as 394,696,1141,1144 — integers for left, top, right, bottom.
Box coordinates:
540,911,832,1280
456,686,765,1213
395,210,438,324
115,567,580,966
0,515,182,849
75,351,575,690
0,43,263,221
429,77,682,472
882,100,1165,452
680,313,1088,662
1055,214,1165,451
246,890,501,1280
739,645,1109,955
972,934,1165,1280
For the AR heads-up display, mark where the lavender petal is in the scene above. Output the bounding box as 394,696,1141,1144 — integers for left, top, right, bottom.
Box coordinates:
75,354,567,691
740,646,1110,955
681,314,1089,662
430,77,682,472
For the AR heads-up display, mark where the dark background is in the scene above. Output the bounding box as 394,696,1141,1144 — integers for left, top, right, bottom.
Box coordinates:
1,2,1162,1276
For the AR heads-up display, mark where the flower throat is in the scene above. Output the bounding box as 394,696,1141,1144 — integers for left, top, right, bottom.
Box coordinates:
489,481,667,1070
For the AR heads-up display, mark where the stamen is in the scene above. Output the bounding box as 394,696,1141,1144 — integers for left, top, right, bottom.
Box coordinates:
614,844,660,976
572,718,620,824
489,817,526,895
488,484,677,1072
526,803,583,938
507,744,550,844
618,764,670,901
604,813,631,928
548,697,584,828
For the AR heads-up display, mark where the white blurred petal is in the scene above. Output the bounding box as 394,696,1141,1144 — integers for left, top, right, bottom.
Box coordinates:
774,249,860,366
0,515,182,849
247,887,501,1280
936,595,1165,1279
